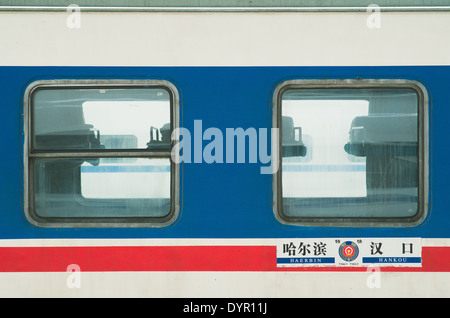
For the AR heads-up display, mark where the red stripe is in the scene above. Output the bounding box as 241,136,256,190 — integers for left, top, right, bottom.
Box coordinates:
0,246,448,272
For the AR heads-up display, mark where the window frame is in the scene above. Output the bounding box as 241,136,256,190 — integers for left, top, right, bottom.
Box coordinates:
272,79,429,227
23,79,180,228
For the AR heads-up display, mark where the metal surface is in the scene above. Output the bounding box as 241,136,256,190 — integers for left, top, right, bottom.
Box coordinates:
1,3,450,12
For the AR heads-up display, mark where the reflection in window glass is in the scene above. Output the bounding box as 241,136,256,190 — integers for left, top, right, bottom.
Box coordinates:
281,88,419,219
283,99,369,198
81,158,170,199
82,100,170,149
32,88,171,150
27,83,176,225
34,158,171,218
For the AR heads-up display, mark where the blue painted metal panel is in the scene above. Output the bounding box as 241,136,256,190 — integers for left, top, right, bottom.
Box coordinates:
0,66,448,239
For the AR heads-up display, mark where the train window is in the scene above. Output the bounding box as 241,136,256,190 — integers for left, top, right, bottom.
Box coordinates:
24,80,179,227
273,79,428,226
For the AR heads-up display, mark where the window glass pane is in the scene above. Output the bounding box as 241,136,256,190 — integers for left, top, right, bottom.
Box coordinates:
281,88,419,218
33,157,171,218
32,88,171,151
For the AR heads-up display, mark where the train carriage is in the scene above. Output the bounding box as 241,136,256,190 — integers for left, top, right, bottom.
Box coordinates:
0,0,449,298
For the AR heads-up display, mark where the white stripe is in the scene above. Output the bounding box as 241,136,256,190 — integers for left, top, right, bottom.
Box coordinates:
0,271,449,297
0,12,449,66
0,238,448,247
0,238,275,247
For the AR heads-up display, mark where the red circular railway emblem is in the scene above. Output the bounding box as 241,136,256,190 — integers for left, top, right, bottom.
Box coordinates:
339,241,359,262
343,245,355,258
